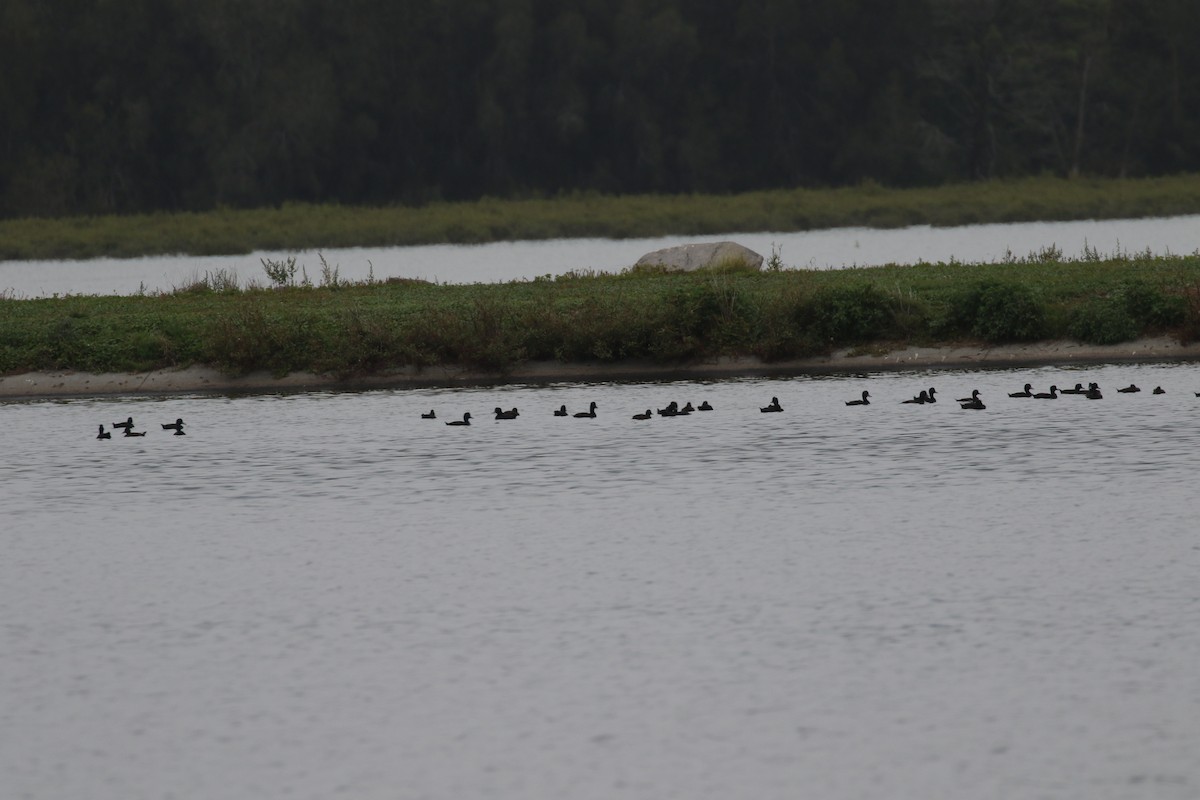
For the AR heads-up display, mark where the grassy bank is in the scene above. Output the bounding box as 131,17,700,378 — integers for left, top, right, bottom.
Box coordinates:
4,175,1200,261
4,252,1200,379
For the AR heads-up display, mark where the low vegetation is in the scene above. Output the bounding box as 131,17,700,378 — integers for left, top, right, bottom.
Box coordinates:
3,174,1200,261
3,251,1200,379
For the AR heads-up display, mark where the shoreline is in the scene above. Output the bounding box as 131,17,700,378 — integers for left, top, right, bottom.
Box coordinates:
6,175,1200,262
3,338,1198,401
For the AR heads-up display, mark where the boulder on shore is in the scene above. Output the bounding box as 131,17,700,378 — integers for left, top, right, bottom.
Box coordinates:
634,241,763,272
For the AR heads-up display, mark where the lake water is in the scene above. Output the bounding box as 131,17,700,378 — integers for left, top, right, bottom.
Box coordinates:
3,363,1199,799
2,214,1199,297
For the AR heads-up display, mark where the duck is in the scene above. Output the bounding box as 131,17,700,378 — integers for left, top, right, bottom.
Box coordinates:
1117,384,1141,393
574,401,598,418
760,396,783,413
113,416,134,430
1153,386,1165,395
1009,383,1033,398
553,405,568,417
902,391,936,407
845,390,870,406
445,412,472,426
494,407,519,420
1086,383,1103,400
959,391,986,410
96,425,111,440
421,410,436,419
1033,385,1058,399
955,389,981,403
632,410,652,420
697,401,713,411
1060,383,1087,395
161,418,186,435
123,428,146,437
657,401,679,417
680,402,695,414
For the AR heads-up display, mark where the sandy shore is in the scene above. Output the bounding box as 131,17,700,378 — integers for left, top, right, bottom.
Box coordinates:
3,337,1199,400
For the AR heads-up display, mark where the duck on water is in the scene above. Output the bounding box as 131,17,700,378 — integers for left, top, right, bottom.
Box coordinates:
959,390,986,410
902,388,936,404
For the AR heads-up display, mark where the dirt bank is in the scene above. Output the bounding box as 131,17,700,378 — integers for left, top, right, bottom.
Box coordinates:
3,338,1198,401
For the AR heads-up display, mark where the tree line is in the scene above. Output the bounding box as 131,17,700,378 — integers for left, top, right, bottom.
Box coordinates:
1,0,1197,218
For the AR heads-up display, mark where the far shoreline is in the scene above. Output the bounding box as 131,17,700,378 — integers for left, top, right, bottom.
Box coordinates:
6,174,1200,262
3,338,1198,401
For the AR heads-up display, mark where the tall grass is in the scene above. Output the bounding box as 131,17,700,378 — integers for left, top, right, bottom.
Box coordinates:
3,174,1200,261
4,252,1200,378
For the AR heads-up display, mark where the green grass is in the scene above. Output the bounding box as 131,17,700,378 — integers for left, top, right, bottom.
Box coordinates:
4,252,1200,378
4,174,1200,260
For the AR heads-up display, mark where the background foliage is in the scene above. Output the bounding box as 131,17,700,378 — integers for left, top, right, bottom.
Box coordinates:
2,0,1198,219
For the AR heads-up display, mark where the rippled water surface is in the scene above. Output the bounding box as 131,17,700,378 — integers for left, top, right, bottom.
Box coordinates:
3,364,1200,799
2,215,1199,297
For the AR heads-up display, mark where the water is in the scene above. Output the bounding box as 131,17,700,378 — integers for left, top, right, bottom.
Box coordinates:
3,363,1199,799
2,215,1199,297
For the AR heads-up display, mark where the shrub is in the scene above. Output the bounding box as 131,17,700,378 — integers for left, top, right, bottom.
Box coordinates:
1179,280,1200,344
1068,297,1139,345
204,299,319,375
401,296,526,371
1118,279,1184,329
646,282,729,361
127,330,173,368
945,281,1046,342
802,283,892,344
322,307,404,376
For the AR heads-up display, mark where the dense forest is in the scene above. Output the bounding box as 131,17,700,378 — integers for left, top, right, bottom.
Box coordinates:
1,0,1198,219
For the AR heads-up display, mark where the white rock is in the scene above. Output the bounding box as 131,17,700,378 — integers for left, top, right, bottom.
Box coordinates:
634,241,763,271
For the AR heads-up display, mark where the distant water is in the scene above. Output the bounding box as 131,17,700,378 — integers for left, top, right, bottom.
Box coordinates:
2,215,1199,297
3,363,1199,800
